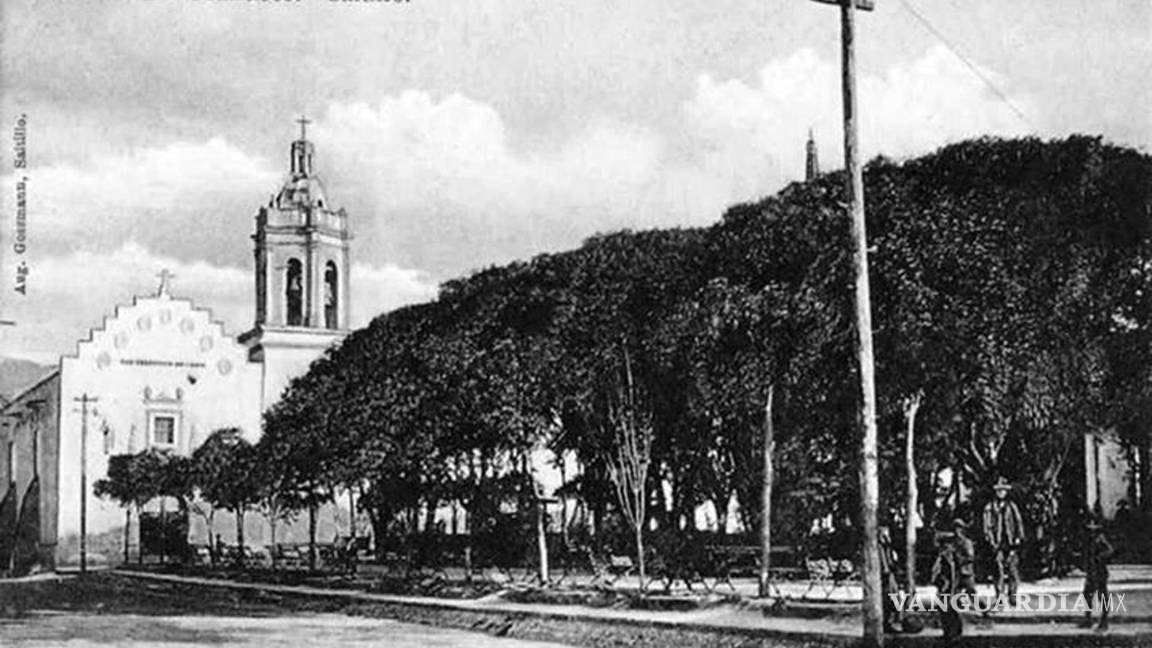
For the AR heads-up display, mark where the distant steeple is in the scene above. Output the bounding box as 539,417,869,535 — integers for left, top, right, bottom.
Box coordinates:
805,128,819,182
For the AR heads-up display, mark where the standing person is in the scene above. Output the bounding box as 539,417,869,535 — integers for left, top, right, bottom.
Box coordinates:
952,519,977,599
982,477,1025,602
878,525,903,634
931,529,963,644
1079,518,1114,631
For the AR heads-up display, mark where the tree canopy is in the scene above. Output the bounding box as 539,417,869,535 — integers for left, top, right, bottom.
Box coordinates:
257,135,1151,570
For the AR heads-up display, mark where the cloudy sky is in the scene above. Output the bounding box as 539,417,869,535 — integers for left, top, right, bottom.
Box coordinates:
1,0,1148,362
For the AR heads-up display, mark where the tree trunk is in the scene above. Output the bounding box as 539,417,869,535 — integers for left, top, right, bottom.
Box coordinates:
654,471,669,531
136,505,143,565
904,393,922,597
308,502,318,570
349,488,357,540
635,522,646,592
559,458,569,548
123,509,131,566
235,508,245,567
759,386,775,598
269,514,278,570
207,510,217,567
159,497,167,566
368,507,387,563
424,499,437,535
536,496,549,585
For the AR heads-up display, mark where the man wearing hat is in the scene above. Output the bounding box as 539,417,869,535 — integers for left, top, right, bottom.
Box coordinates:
982,477,1025,601
1079,518,1114,631
931,528,963,643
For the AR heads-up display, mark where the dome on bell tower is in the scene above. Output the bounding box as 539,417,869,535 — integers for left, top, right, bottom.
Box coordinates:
274,117,331,210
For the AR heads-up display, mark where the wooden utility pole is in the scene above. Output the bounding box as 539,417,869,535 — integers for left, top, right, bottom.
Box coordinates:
758,386,775,598
811,0,882,644
73,394,98,575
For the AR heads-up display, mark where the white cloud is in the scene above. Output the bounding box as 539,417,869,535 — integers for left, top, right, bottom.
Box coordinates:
350,262,439,325
313,93,699,275
0,243,436,359
684,45,1033,188
2,138,278,267
0,44,1037,360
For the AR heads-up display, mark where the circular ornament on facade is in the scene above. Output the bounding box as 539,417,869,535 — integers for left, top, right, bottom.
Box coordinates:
217,358,233,376
159,309,173,325
180,317,196,335
96,351,111,369
199,335,214,352
114,332,129,349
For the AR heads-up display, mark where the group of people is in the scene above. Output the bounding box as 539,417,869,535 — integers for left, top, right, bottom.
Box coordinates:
879,477,1115,642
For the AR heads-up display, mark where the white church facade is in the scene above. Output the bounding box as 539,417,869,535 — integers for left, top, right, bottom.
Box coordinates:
0,123,351,571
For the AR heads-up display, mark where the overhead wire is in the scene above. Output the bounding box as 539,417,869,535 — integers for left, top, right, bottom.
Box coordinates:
897,0,1034,130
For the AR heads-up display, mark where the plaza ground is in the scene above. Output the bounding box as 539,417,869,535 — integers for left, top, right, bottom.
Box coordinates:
0,613,575,648
4,570,1152,647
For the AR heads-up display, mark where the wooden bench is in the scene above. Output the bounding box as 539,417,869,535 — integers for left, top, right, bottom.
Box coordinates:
803,557,859,599
647,551,709,594
588,550,636,587
702,545,799,594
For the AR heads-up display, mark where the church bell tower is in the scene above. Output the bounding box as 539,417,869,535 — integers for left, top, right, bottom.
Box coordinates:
240,117,352,408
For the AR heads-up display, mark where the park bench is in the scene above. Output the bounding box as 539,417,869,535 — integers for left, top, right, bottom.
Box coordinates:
331,536,371,573
190,544,212,566
803,557,859,599
271,544,304,569
587,550,636,587
707,544,760,592
550,541,590,587
648,550,709,594
703,545,800,595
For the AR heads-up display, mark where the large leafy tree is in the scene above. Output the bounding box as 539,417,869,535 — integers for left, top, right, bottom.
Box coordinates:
252,136,1151,581
191,429,260,563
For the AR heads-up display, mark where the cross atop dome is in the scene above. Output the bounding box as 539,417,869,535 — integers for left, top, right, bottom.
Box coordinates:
289,115,315,178
296,115,311,142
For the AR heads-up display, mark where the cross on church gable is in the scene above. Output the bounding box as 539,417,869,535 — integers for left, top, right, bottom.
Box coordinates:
156,268,175,297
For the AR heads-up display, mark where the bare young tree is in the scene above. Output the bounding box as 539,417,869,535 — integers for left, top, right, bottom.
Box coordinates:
601,349,653,591
758,386,775,598
903,391,922,596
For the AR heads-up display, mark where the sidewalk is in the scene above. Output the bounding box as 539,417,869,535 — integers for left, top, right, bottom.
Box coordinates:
113,569,1152,646
559,563,1152,613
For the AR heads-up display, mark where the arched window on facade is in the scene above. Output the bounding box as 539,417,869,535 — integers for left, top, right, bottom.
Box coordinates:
286,258,303,326
324,261,338,329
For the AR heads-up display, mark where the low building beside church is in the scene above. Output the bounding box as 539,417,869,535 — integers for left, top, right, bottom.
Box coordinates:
0,123,352,572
